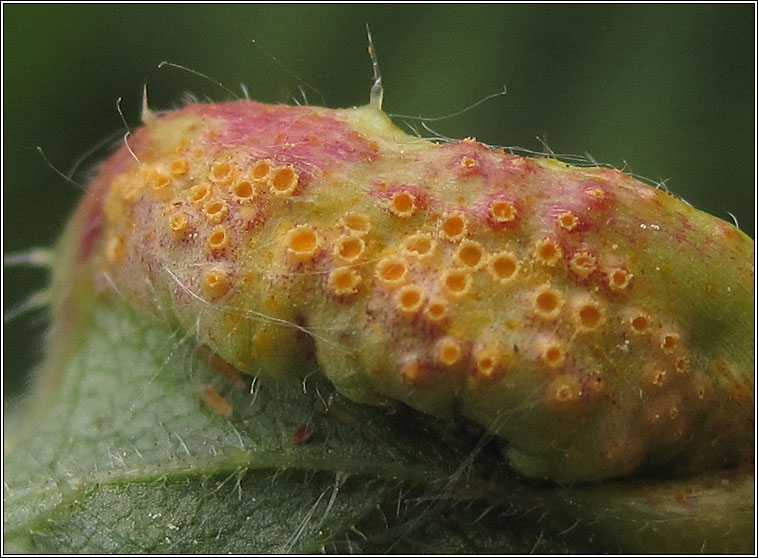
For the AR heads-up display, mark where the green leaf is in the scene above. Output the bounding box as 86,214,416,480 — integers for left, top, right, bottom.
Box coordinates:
3,301,753,553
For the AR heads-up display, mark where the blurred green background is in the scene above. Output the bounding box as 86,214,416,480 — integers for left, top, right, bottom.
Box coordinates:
3,4,754,398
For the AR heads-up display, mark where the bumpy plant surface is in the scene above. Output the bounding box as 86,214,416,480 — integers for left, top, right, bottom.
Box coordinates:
4,96,754,554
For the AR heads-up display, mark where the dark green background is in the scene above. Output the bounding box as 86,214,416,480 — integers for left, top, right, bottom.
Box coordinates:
3,4,755,398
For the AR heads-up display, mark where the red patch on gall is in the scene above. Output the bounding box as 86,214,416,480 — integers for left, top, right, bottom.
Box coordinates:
370,182,431,212
191,101,380,168
581,179,615,213
479,194,521,230
440,141,495,179
541,201,591,234
500,153,540,175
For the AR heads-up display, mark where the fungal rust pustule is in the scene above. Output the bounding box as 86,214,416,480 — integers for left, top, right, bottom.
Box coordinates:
75,97,753,484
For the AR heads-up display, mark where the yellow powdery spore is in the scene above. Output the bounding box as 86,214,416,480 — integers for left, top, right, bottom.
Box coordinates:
532,284,564,320
533,237,562,266
376,256,408,287
488,251,519,283
402,233,435,259
490,199,518,223
395,284,425,315
557,211,579,231
441,269,472,298
424,298,449,323
329,267,362,296
232,180,255,202
436,336,463,366
208,225,230,251
339,212,371,236
334,235,365,263
269,165,299,196
572,296,604,332
168,211,190,238
569,250,597,277
89,98,753,485
456,240,487,270
285,225,320,262
203,266,231,300
438,211,468,242
389,190,416,218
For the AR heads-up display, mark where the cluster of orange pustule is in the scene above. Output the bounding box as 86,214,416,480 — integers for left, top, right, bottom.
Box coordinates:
90,99,753,483
104,146,299,286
